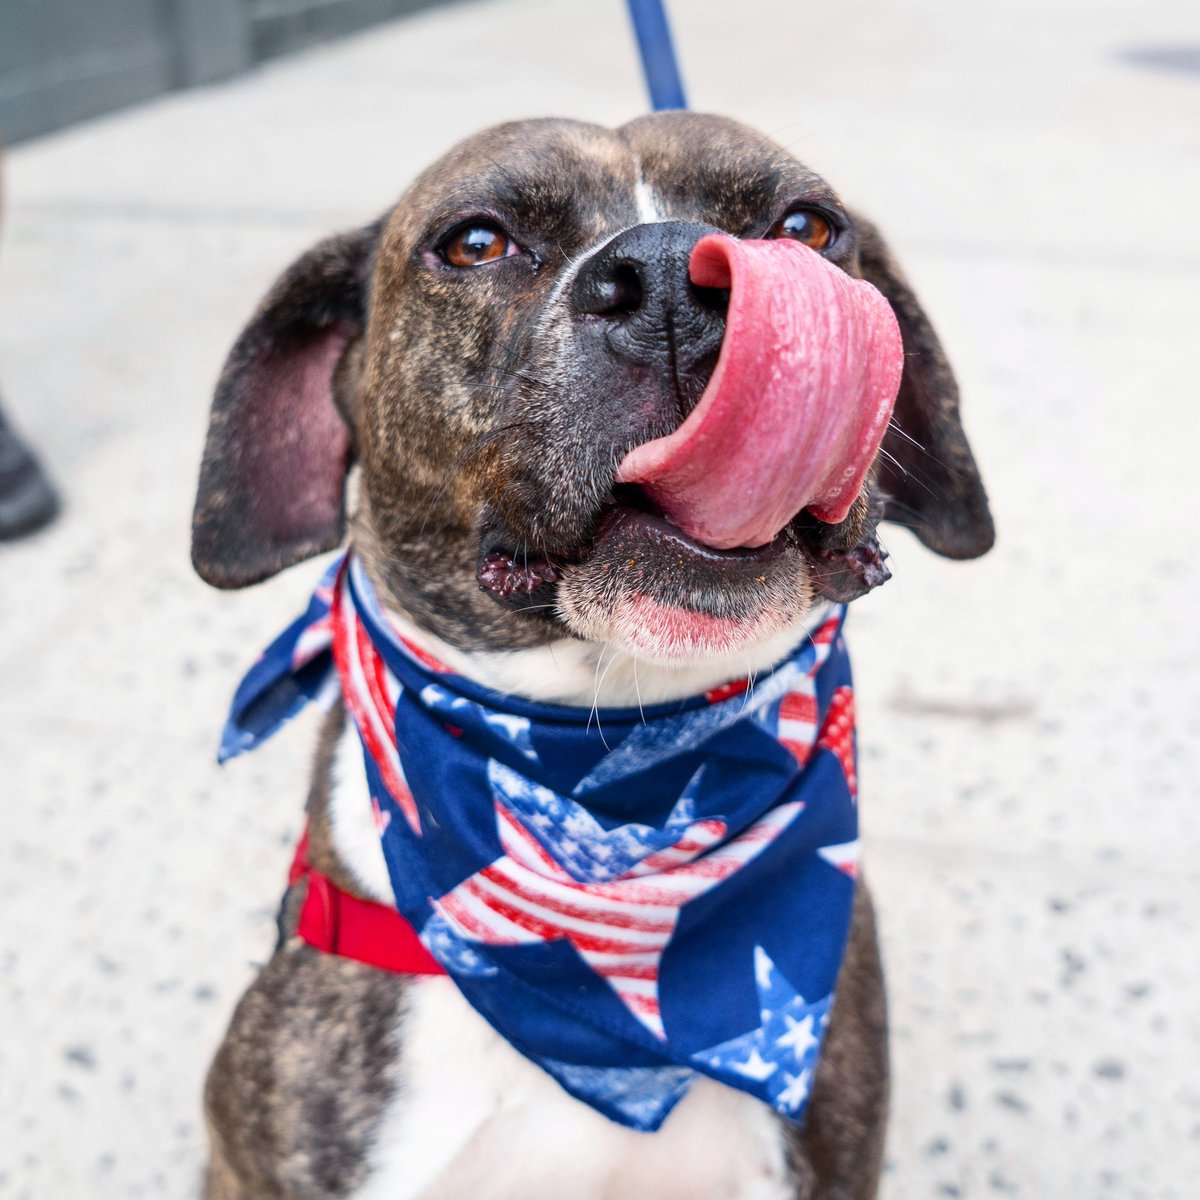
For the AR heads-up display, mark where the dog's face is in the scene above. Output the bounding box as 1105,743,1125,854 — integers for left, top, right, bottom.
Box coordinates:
192,114,992,667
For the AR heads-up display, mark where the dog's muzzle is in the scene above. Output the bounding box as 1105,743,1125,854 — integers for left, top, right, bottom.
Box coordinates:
476,223,904,654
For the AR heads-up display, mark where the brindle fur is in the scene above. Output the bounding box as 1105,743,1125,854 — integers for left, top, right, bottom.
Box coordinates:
194,112,991,1200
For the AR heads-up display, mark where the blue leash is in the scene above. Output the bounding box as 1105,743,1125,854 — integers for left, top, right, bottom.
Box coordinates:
626,0,687,110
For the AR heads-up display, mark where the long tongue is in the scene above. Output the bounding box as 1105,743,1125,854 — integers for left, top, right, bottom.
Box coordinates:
616,234,904,549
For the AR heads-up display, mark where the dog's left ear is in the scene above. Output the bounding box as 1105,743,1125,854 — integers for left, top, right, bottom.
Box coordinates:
192,221,381,589
853,216,995,559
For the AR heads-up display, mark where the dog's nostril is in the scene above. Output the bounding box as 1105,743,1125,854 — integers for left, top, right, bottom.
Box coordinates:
576,261,644,318
690,282,730,317
600,264,643,316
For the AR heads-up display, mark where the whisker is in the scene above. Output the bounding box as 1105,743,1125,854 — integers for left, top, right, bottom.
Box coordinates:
876,447,941,502
885,416,971,481
589,648,618,749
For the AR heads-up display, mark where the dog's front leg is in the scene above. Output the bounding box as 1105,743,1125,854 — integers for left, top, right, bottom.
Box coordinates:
202,944,408,1199
784,884,890,1200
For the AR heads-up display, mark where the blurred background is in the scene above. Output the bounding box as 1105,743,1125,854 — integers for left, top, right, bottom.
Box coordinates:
1,1,1198,1196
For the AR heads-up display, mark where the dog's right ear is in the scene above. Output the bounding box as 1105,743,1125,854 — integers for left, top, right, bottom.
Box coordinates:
191,221,382,589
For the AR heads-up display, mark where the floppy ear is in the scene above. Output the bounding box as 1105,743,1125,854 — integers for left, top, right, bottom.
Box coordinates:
853,216,995,559
191,221,382,588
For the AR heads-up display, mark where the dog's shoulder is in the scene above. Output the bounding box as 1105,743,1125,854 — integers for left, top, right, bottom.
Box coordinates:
204,937,408,1198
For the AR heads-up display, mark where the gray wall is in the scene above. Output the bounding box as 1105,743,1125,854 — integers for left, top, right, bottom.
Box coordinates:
0,0,457,145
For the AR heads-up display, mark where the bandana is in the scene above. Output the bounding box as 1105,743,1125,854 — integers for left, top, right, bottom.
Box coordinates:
222,552,860,1132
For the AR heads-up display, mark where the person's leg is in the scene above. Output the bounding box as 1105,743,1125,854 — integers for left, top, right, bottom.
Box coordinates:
0,401,59,538
0,137,59,539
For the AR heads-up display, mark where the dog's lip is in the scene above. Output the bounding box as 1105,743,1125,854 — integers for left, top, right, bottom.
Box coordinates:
474,487,792,613
592,497,791,567
474,487,890,615
581,487,891,602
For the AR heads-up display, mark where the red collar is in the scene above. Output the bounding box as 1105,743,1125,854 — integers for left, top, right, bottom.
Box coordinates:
289,830,445,975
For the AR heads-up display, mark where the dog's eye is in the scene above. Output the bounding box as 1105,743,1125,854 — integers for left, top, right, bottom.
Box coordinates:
440,223,517,268
768,209,835,251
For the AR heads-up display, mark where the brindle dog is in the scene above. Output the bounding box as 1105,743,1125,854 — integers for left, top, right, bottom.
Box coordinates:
193,113,992,1200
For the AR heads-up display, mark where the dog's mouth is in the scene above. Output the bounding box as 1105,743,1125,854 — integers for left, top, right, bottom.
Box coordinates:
476,483,890,659
478,483,788,608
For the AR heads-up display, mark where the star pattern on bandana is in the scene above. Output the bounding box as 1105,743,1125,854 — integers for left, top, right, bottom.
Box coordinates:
432,763,803,1038
817,839,859,880
539,1059,697,1129
569,614,841,797
420,912,499,977
419,684,539,760
691,947,833,1118
487,759,710,883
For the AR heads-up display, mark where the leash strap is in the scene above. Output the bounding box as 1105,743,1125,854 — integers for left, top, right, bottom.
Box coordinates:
626,0,688,110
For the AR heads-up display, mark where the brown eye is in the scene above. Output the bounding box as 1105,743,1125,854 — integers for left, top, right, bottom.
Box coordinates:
769,209,835,251
441,223,515,268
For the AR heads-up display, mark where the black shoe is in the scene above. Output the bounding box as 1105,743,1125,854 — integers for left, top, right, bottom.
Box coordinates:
0,403,60,540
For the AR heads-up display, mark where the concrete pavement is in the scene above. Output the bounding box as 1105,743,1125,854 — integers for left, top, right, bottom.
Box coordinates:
1,0,1198,1195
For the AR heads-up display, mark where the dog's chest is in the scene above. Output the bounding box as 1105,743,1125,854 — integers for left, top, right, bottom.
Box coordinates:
325,703,797,1199
354,977,793,1200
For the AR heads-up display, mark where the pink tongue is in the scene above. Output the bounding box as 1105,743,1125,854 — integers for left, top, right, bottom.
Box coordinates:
616,234,904,549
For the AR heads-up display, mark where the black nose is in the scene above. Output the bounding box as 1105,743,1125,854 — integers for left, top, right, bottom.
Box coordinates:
571,221,728,379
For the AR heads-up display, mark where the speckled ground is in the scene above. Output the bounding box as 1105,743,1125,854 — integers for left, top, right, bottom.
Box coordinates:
1,1,1197,1196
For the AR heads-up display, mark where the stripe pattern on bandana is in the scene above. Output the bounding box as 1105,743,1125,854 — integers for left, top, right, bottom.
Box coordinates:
221,552,860,1132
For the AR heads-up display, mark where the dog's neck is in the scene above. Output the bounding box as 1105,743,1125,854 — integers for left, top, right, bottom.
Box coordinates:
383,599,828,708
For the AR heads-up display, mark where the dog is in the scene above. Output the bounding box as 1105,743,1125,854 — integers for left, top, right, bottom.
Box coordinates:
192,112,992,1200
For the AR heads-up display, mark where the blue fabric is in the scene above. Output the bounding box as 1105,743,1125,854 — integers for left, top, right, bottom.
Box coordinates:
626,0,688,111
222,552,860,1132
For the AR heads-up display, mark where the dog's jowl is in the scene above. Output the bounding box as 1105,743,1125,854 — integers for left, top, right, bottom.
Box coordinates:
193,113,992,1200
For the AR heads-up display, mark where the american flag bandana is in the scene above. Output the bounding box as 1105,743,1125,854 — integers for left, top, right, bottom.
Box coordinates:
221,552,861,1132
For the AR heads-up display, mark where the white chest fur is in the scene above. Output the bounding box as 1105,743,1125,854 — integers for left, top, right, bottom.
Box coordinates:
354,978,793,1200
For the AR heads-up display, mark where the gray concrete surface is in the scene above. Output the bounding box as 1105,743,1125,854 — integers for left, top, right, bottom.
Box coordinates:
1,1,1198,1196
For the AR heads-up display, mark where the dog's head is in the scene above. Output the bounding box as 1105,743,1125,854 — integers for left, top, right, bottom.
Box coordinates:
192,113,992,671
